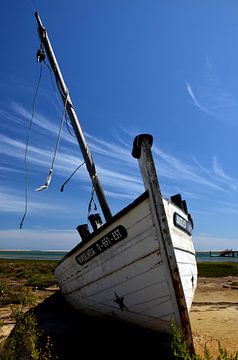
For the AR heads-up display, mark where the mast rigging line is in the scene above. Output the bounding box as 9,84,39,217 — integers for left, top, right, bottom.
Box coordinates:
35,90,69,191
20,48,70,228
60,161,86,192
20,63,43,229
34,11,112,222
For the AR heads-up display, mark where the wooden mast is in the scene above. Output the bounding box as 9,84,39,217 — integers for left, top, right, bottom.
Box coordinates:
34,12,112,222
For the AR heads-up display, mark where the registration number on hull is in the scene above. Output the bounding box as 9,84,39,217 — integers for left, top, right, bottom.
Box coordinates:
76,225,127,265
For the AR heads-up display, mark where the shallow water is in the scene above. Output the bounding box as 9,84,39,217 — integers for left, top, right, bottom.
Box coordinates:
0,249,237,262
0,250,67,261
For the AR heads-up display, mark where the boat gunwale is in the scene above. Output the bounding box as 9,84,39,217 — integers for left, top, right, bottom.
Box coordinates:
55,190,150,266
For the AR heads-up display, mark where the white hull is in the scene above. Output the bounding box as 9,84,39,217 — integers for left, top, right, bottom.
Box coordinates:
54,193,197,335
54,134,197,352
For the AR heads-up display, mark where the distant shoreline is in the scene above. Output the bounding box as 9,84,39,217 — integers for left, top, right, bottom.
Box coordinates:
1,249,238,263
0,249,69,252
0,250,68,261
1,249,236,252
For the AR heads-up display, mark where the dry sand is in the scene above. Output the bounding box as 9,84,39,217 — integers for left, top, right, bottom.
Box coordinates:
1,277,238,358
190,276,238,357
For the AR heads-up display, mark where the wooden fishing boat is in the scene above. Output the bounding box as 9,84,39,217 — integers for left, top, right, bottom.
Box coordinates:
35,12,197,351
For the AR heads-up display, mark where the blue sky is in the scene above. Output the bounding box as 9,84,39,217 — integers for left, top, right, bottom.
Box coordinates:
1,0,238,251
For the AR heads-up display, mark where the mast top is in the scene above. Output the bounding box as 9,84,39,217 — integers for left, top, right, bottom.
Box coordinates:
35,12,45,33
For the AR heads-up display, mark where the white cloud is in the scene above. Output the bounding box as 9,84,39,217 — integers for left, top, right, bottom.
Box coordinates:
0,186,67,215
212,156,238,192
0,132,143,199
186,59,238,126
104,190,136,200
86,132,135,165
2,100,238,251
186,83,210,114
153,145,224,192
0,165,23,174
10,101,65,138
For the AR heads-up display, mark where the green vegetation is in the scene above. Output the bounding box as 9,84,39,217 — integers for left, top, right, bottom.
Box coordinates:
0,260,57,289
0,260,57,311
171,323,238,360
0,282,37,307
197,262,238,277
0,304,52,360
0,260,56,359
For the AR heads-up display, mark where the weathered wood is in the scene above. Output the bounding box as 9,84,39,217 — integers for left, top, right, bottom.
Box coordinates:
55,188,197,338
133,135,196,352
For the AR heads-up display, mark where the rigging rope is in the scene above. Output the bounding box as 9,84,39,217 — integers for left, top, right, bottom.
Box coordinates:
20,64,43,229
60,161,85,192
35,90,69,191
20,42,89,228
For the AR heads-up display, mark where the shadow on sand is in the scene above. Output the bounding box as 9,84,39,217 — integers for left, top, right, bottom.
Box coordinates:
30,291,174,359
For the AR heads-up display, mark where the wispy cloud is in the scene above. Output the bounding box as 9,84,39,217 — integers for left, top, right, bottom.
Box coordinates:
186,82,210,115
98,166,143,195
1,124,238,205
2,99,238,222
0,165,23,174
9,101,77,145
212,156,238,192
0,133,142,201
186,58,238,126
0,186,67,215
7,101,136,165
153,145,225,192
86,133,134,165
104,190,136,200
213,200,238,215
0,133,84,174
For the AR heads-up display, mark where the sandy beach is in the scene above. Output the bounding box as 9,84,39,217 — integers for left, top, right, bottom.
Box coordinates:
190,276,238,357
1,275,238,358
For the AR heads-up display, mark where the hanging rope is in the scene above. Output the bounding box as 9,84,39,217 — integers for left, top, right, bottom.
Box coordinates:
60,161,85,192
35,90,69,191
20,64,43,229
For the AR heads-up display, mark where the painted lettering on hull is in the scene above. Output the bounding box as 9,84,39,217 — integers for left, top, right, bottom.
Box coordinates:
76,225,127,265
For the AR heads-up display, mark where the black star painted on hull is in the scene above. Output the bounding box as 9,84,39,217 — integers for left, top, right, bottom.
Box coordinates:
114,292,128,311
